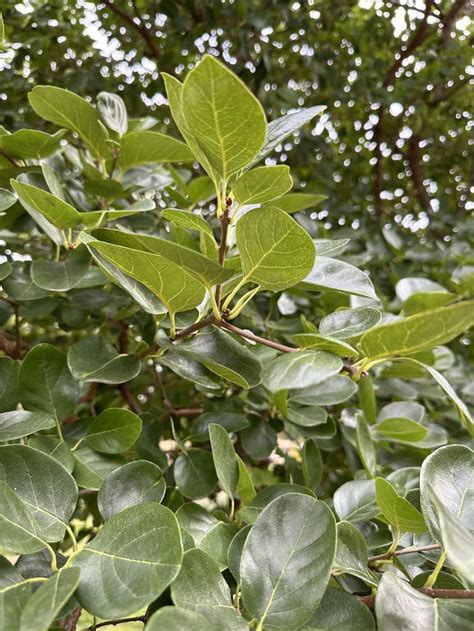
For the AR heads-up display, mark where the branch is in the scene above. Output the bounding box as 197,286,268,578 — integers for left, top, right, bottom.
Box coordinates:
215,201,232,308
101,0,160,61
173,316,217,340
160,407,204,419
87,615,146,630
359,588,474,609
369,543,440,563
118,383,142,414
406,134,433,211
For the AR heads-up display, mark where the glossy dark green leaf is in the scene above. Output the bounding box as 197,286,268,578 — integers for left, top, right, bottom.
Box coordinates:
19,344,78,422
227,525,251,582
0,482,47,554
31,246,91,292
291,375,357,406
86,408,142,454
303,588,376,630
71,502,183,618
190,412,249,441
375,573,473,631
0,411,55,441
28,436,74,472
0,445,78,542
171,548,247,630
72,444,125,490
333,480,378,523
241,493,336,630
0,558,38,631
68,336,141,384
334,521,378,586
20,567,80,631
356,414,376,477
301,256,377,299
263,350,342,392
97,460,165,520
209,423,238,499
199,521,239,570
174,449,217,499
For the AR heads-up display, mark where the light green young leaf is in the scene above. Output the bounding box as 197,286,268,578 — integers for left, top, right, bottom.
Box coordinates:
71,503,183,618
28,85,110,159
292,332,358,357
253,105,326,164
209,423,238,499
68,336,141,384
0,411,55,442
31,246,91,292
376,573,473,631
360,301,474,364
236,455,256,503
319,307,382,340
182,55,267,179
375,477,426,533
161,208,215,240
261,192,326,214
300,256,378,299
240,493,336,630
236,206,315,291
2,129,66,160
97,460,165,520
118,131,194,171
263,350,342,393
232,165,292,205
20,567,80,631
10,180,81,229
86,408,142,454
0,445,78,542
375,417,428,443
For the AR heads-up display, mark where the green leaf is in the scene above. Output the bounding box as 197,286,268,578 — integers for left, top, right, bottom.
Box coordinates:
174,449,217,499
31,246,91,292
375,573,473,631
375,417,428,443
190,412,249,442
97,460,165,520
391,358,473,433
199,521,239,571
0,189,16,211
161,208,215,240
146,607,214,631
263,350,342,393
97,91,128,136
303,588,375,630
334,521,378,586
262,192,326,214
20,567,80,631
166,327,262,389
233,165,292,205
86,408,142,454
291,375,357,406
1,129,66,160
292,333,358,357
209,424,238,499
236,455,256,503
176,502,218,546
320,307,382,340
360,301,474,364
72,445,124,490
356,414,376,477
19,344,78,423
286,404,327,427
420,445,473,544
302,439,323,492
28,435,74,472
159,353,220,390
0,411,55,441
236,206,315,291
333,480,378,522
0,558,38,631
227,524,251,582
28,86,110,159
68,336,141,384
0,357,20,412
301,256,377,299
71,502,183,618
0,445,78,542
181,55,267,179
253,106,326,164
82,235,207,315
0,482,47,554
375,477,426,533
240,493,336,630
171,548,247,630
10,180,81,229
118,131,194,171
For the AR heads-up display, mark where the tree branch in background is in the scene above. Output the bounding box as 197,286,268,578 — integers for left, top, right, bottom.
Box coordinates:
406,133,433,211
101,0,160,62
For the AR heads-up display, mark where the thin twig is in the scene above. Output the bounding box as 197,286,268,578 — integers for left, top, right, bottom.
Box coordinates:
359,588,474,609
216,319,299,353
100,0,160,61
369,543,440,563
160,407,204,419
87,615,146,630
173,316,217,340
